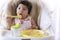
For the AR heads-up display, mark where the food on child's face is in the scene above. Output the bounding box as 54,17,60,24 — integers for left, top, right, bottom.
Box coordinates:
11,23,21,29
10,15,22,18
17,15,22,18
21,30,45,38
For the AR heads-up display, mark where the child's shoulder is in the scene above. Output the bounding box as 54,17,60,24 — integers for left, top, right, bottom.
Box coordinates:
27,15,31,19
25,15,32,21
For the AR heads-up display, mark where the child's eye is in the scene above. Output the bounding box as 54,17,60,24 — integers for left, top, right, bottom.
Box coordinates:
23,8,27,10
23,9,25,10
18,8,20,9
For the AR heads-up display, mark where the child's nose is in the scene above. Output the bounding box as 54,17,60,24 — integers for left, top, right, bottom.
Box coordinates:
19,10,23,14
18,12,22,15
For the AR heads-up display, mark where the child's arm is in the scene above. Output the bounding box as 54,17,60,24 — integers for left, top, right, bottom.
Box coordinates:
4,17,13,30
31,18,39,29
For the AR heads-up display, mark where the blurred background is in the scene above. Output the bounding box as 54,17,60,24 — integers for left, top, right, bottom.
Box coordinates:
0,0,59,40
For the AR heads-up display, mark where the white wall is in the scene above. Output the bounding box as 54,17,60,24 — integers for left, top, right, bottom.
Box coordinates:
0,0,11,10
38,0,59,40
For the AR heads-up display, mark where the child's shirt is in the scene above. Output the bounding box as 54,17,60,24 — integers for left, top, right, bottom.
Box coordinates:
11,16,32,36
15,16,32,30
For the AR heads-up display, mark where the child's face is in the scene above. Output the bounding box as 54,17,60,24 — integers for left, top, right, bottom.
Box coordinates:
16,4,29,18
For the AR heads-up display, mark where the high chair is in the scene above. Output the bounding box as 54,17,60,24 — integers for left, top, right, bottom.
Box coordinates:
0,0,54,40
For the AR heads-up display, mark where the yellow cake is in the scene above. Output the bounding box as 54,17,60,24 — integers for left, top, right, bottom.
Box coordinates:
21,29,45,38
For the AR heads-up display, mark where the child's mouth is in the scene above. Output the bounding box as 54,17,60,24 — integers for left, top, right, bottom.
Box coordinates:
18,15,22,18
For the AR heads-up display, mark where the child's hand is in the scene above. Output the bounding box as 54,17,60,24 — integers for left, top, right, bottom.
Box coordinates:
31,25,38,29
4,26,11,30
5,17,12,30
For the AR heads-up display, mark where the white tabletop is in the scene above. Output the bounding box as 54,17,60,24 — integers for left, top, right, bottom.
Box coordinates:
0,30,54,40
